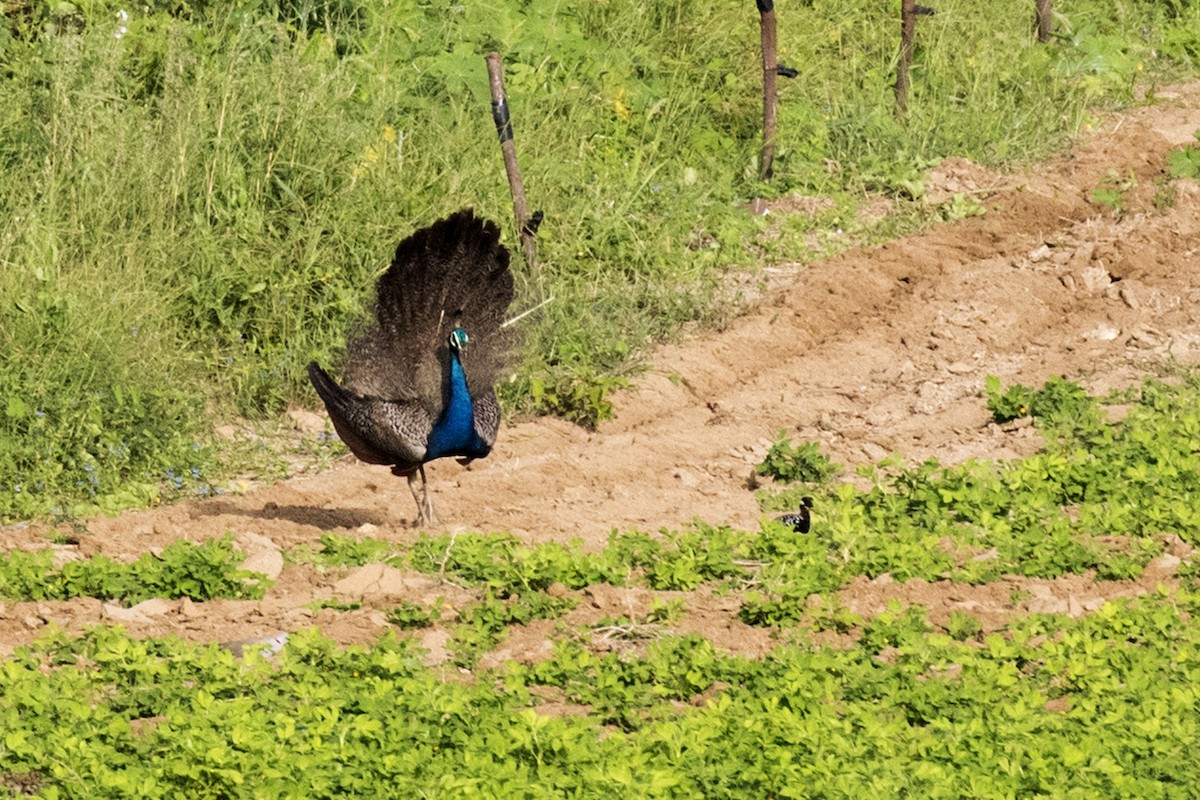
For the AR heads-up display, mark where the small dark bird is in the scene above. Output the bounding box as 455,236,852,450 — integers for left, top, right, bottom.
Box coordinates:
307,210,516,526
777,497,814,533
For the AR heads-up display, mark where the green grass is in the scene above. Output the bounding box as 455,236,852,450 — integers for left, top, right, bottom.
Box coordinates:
2,591,1200,797
2,0,1200,519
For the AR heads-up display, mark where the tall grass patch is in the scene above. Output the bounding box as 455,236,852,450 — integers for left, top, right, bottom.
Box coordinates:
2,0,1199,517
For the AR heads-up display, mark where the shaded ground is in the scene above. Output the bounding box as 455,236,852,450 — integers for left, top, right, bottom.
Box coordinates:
3,84,1200,660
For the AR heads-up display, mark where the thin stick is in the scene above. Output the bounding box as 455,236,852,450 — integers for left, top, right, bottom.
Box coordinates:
895,0,916,120
757,0,779,182
1035,0,1053,43
502,295,555,329
484,52,538,273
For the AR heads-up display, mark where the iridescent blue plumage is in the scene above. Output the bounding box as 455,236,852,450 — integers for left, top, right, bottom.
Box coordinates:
425,329,491,461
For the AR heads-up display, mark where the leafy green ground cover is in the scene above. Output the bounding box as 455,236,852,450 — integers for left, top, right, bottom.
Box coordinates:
3,0,1200,519
0,537,267,603
2,590,1199,798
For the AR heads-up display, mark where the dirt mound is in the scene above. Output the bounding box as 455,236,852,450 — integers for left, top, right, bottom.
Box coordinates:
4,83,1200,658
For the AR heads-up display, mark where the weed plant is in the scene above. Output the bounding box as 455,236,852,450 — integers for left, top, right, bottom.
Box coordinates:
0,536,266,603
3,591,1200,797
2,0,1199,518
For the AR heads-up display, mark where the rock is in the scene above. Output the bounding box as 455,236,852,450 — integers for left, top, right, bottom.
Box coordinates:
1076,264,1113,293
235,532,285,581
1085,324,1121,341
130,598,172,617
102,603,152,624
333,564,438,599
1143,553,1181,580
861,442,890,462
221,631,289,658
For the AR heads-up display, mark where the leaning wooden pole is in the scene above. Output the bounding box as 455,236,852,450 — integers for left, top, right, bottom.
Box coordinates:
757,0,779,182
1035,0,1053,43
895,0,916,120
485,52,537,273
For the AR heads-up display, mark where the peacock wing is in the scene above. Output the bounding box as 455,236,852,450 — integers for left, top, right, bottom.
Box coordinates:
471,386,502,450
308,362,431,467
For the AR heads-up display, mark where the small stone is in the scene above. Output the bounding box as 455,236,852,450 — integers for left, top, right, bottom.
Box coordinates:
333,564,437,598
1077,264,1112,293
1118,286,1138,309
1028,243,1052,262
1143,553,1181,579
240,551,284,583
861,442,889,462
1085,324,1120,341
131,598,172,617
102,603,151,624
221,632,289,658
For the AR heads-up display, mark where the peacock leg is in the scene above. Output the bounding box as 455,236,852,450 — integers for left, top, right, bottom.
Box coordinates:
406,470,426,527
406,466,437,527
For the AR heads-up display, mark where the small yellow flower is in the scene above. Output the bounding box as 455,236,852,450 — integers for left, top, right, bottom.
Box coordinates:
613,88,632,121
352,126,400,180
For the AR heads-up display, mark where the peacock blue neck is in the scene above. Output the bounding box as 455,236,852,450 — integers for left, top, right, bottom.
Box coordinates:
425,344,489,461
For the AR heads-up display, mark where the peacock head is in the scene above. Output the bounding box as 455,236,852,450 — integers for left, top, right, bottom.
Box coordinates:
448,327,469,355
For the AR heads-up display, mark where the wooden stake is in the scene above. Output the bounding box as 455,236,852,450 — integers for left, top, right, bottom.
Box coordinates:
1035,0,1053,43
757,0,779,182
484,52,538,273
895,0,916,120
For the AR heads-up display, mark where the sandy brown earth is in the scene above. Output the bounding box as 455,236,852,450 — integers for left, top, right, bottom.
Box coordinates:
3,83,1200,662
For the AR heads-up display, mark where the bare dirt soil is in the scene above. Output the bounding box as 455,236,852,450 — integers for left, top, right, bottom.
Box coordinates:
3,83,1200,662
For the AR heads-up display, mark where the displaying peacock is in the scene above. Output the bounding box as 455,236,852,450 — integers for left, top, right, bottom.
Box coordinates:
307,209,517,526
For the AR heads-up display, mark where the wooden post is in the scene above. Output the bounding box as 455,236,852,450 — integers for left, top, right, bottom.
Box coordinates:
895,0,916,120
484,52,537,273
757,0,779,182
1035,0,1052,43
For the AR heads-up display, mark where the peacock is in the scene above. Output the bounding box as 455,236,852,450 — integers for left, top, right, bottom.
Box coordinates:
307,209,517,526
777,496,813,533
